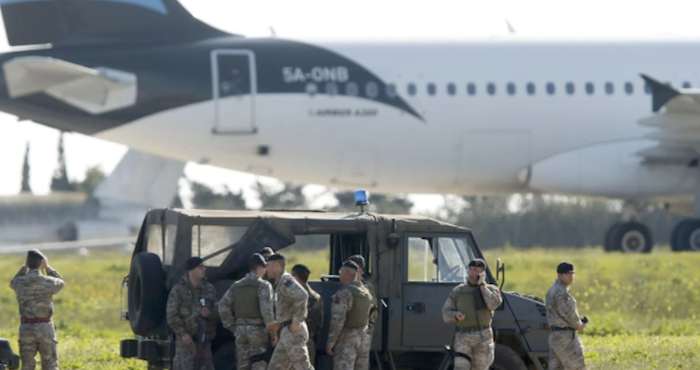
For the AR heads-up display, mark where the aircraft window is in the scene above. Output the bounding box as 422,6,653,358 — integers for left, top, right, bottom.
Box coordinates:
386,83,398,98
346,82,359,96
467,83,477,96
565,82,575,95
683,81,692,88
365,81,379,98
427,83,437,96
486,82,496,96
546,82,556,95
306,83,318,96
624,82,634,95
325,82,339,96
506,82,516,96
526,82,536,95
447,83,456,96
585,82,594,95
605,82,614,95
407,83,417,96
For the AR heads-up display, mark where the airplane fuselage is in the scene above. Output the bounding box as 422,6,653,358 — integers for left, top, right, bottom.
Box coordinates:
3,38,699,199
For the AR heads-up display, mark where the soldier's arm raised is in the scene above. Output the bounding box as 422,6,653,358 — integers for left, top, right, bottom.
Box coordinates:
259,282,275,325
481,284,503,311
555,291,583,329
9,266,28,290
441,288,460,323
327,289,352,350
217,287,237,331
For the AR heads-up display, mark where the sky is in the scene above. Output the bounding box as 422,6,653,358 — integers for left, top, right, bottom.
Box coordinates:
1,0,700,210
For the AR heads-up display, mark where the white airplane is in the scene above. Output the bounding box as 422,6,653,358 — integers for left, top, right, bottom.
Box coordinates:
0,0,698,253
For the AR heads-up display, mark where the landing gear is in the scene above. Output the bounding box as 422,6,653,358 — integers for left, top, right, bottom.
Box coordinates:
670,218,700,251
603,221,653,253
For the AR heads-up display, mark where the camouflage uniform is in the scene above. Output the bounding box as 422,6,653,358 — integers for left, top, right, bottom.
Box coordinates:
166,275,219,370
304,283,323,366
360,278,378,370
268,272,312,370
328,281,374,370
442,282,502,370
546,280,586,370
218,272,275,370
10,266,64,370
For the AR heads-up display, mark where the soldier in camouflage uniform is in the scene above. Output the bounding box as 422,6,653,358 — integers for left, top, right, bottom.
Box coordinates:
442,258,502,370
218,254,275,370
291,264,324,366
166,257,219,370
326,261,374,370
347,255,377,370
265,254,313,370
545,262,586,370
10,250,64,370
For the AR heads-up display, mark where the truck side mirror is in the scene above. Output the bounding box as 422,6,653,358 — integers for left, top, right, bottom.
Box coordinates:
496,258,506,290
387,218,400,248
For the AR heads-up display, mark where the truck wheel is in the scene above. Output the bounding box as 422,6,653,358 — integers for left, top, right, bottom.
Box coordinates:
492,344,527,370
128,252,166,335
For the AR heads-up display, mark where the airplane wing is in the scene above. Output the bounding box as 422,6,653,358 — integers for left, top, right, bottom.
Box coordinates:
637,74,700,164
0,237,133,255
2,56,137,114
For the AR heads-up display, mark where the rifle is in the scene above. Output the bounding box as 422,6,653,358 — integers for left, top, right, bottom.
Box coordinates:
193,298,208,369
249,346,275,366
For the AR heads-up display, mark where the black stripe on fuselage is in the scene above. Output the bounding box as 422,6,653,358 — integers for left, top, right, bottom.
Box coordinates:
0,37,422,135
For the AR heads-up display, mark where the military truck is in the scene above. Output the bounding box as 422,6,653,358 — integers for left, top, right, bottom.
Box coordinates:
119,207,550,369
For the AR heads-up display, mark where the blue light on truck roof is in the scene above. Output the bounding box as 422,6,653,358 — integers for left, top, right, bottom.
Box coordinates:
354,189,369,206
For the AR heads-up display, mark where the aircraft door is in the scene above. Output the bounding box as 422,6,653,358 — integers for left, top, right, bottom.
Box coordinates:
211,50,257,134
401,234,478,348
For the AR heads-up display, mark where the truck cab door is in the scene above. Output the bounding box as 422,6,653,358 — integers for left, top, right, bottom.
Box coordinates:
400,234,480,349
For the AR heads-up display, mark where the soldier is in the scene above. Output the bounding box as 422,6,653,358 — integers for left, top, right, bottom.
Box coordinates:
326,261,374,370
260,247,275,260
10,250,64,370
219,253,275,370
442,258,503,370
291,264,324,366
265,254,313,370
346,255,377,370
218,253,275,370
166,257,219,370
546,262,586,370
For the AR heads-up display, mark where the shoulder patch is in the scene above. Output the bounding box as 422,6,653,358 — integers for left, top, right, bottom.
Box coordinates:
284,279,293,287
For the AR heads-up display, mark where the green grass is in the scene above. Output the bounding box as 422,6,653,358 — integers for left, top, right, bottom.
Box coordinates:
1,247,699,369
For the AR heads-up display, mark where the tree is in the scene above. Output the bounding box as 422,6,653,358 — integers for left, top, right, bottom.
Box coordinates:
50,133,75,192
190,180,247,210
20,142,31,193
76,166,106,196
255,181,306,210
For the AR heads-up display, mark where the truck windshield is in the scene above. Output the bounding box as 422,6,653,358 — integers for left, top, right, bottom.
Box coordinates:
407,235,476,283
192,225,249,266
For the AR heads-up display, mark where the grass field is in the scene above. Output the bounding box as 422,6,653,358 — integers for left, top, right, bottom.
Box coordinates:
1,247,699,369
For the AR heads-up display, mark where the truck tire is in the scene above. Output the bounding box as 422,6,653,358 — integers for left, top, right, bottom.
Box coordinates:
492,344,527,370
128,252,166,335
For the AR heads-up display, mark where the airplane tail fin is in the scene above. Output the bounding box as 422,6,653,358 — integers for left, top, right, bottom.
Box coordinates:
0,0,228,47
94,149,185,218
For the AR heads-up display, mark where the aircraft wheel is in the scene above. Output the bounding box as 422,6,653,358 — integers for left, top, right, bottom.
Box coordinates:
608,221,653,253
672,218,700,252
603,222,623,251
